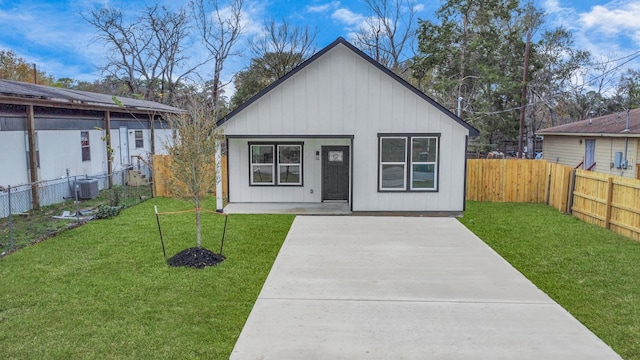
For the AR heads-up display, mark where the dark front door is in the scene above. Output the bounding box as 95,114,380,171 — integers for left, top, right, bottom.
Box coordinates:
322,146,350,201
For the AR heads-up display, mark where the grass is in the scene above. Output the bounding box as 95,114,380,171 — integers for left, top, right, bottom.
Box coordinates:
0,197,295,359
460,201,640,360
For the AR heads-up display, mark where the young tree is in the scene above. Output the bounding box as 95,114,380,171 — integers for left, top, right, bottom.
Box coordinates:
165,99,222,248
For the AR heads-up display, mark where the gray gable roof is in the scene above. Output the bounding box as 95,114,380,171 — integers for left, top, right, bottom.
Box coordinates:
538,108,640,137
218,37,479,137
0,79,182,113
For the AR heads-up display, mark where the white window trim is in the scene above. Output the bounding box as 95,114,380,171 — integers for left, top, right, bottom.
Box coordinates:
277,144,302,185
378,134,439,192
379,136,407,191
410,137,438,191
250,144,275,185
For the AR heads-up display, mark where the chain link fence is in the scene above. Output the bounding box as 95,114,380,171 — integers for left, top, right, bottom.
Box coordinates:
1,167,153,255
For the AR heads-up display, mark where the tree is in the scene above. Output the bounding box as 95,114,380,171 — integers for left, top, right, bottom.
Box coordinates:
230,19,317,109
84,3,197,104
413,0,542,148
353,0,418,74
192,0,244,116
0,49,54,85
527,27,591,128
165,99,222,248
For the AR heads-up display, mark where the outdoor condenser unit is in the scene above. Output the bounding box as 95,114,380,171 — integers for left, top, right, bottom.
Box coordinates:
76,179,99,200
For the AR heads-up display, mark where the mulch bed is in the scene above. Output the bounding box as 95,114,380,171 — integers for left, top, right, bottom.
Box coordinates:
167,247,225,268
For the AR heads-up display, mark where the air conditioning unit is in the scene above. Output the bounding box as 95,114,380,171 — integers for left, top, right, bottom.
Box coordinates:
76,179,99,199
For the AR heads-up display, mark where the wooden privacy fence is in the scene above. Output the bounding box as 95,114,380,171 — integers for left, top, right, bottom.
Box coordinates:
153,155,228,199
571,170,640,241
466,159,640,241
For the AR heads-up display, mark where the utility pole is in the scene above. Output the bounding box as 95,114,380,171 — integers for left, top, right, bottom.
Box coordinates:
518,29,532,159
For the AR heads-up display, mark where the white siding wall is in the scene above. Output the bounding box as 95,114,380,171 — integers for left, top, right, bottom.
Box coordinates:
228,138,350,203
222,44,470,212
38,129,107,179
543,135,639,178
0,131,29,186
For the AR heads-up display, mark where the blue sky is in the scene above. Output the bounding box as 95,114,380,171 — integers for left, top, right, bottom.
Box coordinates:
1,0,639,90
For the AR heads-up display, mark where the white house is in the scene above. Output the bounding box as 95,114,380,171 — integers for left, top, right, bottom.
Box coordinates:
216,38,479,214
0,80,179,212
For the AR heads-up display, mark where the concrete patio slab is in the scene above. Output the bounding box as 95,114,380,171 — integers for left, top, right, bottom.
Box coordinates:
230,216,621,359
224,202,351,215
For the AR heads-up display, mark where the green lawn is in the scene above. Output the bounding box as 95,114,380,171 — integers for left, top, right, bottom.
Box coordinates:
460,201,640,360
4,200,639,359
0,197,294,359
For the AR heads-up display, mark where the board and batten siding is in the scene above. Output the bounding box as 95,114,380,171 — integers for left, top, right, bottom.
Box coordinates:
221,43,470,212
228,138,350,203
543,135,639,178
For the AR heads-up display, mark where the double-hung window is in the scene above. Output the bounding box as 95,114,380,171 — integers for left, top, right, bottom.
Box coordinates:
250,143,302,185
81,131,91,161
379,134,439,191
135,130,144,148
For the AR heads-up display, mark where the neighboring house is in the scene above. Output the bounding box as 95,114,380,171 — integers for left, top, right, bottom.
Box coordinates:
216,37,479,214
538,109,640,179
0,79,179,188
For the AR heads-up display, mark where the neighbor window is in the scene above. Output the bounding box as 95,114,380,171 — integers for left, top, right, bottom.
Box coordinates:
135,130,144,148
379,134,439,191
81,131,91,161
250,143,302,186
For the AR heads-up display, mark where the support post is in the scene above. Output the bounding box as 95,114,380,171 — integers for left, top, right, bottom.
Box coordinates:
26,104,40,209
105,111,113,189
215,142,224,212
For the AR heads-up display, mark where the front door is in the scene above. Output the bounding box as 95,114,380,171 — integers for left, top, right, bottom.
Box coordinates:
119,127,130,169
322,146,349,201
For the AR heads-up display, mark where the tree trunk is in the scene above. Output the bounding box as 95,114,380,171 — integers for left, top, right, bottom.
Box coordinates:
195,197,202,248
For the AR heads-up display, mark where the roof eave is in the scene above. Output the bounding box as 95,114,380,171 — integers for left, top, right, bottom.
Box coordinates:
537,131,640,137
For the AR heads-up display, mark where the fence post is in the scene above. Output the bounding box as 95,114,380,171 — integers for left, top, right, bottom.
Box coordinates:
74,176,80,223
8,185,13,251
567,169,576,214
604,177,614,229
546,164,552,205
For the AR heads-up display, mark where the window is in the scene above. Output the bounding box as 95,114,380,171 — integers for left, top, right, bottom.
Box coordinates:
135,130,144,148
379,134,439,191
250,143,302,186
81,131,91,161
278,145,301,184
251,145,274,185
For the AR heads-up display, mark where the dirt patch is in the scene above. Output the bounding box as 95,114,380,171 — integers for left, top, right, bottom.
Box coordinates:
167,247,225,268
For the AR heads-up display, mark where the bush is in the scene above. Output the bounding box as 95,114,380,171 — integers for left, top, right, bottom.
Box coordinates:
95,205,121,219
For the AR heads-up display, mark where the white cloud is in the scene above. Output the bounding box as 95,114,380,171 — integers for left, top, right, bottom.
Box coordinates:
413,4,424,12
331,8,365,27
543,0,564,13
580,3,640,35
307,1,340,13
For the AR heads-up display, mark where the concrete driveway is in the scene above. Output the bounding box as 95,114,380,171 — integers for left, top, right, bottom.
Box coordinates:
230,216,621,359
